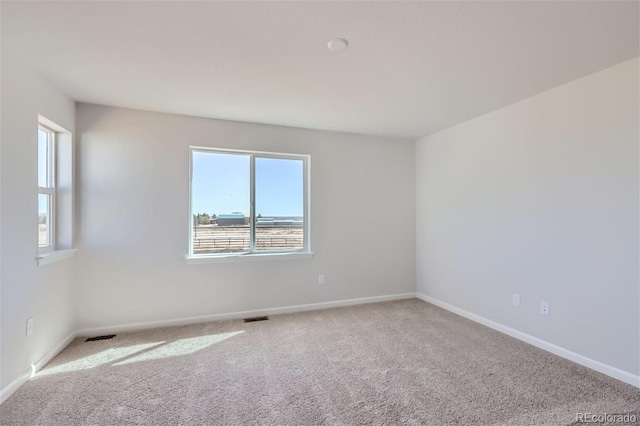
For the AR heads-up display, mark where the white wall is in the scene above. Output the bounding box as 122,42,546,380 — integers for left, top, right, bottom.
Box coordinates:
0,49,76,391
416,59,639,377
75,104,416,330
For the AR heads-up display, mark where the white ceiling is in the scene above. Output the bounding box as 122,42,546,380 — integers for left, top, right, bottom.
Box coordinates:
2,1,638,139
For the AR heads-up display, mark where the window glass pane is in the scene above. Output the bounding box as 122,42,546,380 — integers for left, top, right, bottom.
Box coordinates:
38,193,50,247
38,129,50,187
255,157,304,251
192,151,250,254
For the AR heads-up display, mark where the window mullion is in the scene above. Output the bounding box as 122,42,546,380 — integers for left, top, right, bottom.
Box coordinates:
50,133,56,189
303,157,309,253
250,155,256,253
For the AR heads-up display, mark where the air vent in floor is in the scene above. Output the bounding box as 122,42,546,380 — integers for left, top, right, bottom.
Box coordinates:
244,316,269,323
85,334,116,342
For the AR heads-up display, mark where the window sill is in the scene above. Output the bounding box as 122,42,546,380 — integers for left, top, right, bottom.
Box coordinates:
36,249,78,266
186,251,313,264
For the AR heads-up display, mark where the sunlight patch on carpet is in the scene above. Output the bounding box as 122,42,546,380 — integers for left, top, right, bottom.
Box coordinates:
37,342,164,376
113,331,244,366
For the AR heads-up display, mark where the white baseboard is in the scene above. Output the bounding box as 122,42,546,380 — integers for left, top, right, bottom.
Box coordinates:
415,293,640,388
76,292,416,336
32,332,77,373
0,369,30,405
0,331,76,405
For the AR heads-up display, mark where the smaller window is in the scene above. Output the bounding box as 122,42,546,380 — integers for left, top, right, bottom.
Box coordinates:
38,126,55,251
36,115,74,262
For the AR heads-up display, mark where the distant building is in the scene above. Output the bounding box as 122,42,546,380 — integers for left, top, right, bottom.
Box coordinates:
256,217,274,226
217,214,246,226
256,217,303,227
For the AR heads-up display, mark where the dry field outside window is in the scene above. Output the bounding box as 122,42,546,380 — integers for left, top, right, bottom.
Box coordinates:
39,222,48,247
192,225,303,254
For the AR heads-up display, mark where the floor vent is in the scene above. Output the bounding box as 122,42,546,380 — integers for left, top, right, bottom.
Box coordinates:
244,316,269,323
85,334,116,342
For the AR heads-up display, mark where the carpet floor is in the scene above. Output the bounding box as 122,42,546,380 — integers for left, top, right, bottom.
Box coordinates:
1,299,638,425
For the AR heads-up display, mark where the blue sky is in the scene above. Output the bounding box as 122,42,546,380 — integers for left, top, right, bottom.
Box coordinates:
38,128,50,217
192,151,303,217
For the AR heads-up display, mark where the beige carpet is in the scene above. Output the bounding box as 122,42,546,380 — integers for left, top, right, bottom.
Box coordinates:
1,299,638,425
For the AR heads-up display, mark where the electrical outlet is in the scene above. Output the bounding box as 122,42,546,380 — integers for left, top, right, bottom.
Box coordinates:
512,293,520,307
26,318,34,336
318,274,325,284
540,301,550,316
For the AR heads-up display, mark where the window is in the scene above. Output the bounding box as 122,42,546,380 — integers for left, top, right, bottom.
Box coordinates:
36,115,75,264
38,126,55,251
189,147,310,259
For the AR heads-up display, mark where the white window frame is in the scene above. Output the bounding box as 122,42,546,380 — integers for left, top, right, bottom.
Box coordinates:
38,125,56,253
187,146,312,263
36,116,77,265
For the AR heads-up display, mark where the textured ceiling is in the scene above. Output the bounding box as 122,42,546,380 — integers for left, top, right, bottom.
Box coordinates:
2,1,638,139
